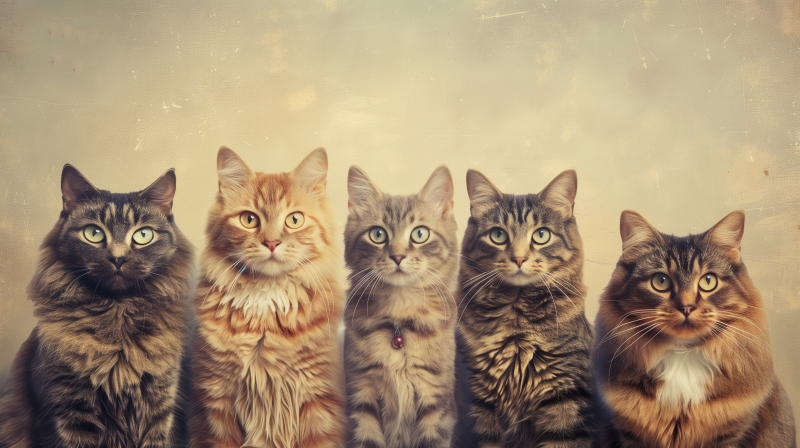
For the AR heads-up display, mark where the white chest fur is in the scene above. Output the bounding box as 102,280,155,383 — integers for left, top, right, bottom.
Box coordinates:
655,348,718,407
218,277,304,318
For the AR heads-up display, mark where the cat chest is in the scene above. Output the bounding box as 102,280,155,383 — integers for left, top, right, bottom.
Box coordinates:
654,349,717,407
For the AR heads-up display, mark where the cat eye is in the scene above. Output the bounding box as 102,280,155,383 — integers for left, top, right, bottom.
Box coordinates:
132,227,154,245
532,228,551,244
651,273,672,292
240,212,260,229
410,226,430,244
698,273,718,292
285,212,305,229
369,227,387,244
83,225,106,243
489,228,508,244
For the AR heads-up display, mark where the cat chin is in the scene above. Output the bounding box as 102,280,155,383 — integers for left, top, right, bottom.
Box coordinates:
382,271,417,286
500,272,537,286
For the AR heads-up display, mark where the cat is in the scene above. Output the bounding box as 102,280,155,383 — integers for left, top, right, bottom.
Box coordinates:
189,146,346,448
343,165,459,448
456,169,594,448
593,210,796,447
0,164,195,448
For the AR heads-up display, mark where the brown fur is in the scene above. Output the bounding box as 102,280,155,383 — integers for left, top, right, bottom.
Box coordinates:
593,210,796,447
189,147,345,448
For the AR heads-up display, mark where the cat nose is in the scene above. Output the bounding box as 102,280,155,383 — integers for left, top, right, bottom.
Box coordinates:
264,240,281,252
109,256,128,269
391,255,406,265
681,305,697,317
514,257,527,267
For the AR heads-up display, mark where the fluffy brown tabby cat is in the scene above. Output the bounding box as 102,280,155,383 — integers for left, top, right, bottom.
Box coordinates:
190,147,345,448
344,165,459,448
457,169,594,448
593,210,796,447
0,165,194,448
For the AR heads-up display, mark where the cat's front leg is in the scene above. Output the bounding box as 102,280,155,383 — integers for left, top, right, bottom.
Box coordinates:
139,372,180,448
470,398,504,448
346,375,386,448
299,381,346,448
412,392,456,448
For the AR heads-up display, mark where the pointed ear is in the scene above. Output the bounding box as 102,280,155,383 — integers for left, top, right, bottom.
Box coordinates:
466,169,502,216
217,146,252,191
620,210,663,255
540,170,577,217
707,210,745,262
419,165,454,217
293,147,328,193
61,164,101,212
347,166,381,215
139,169,176,216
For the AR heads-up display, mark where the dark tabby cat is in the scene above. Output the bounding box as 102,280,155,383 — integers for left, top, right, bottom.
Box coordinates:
593,210,796,447
457,169,594,448
0,165,194,448
344,165,459,448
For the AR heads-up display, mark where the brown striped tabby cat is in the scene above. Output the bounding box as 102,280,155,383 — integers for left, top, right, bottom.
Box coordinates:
593,210,796,447
0,165,194,447
457,169,594,448
189,147,345,448
343,165,459,448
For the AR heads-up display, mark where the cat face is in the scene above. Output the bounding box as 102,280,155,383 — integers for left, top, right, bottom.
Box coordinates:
55,165,179,294
344,166,457,288
463,169,582,287
207,147,331,278
609,210,750,342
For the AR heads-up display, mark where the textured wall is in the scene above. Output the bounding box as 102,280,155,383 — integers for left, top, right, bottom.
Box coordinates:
1,0,798,440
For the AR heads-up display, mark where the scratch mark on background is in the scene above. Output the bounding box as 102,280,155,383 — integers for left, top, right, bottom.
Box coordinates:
480,11,527,20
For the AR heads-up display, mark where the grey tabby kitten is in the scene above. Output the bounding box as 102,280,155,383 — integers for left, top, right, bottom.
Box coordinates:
0,165,194,448
456,169,594,448
344,165,459,448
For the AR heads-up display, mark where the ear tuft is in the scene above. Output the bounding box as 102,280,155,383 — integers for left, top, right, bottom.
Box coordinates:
140,169,177,216
61,164,100,212
540,170,578,217
293,147,328,193
419,165,454,217
707,210,745,261
217,146,252,190
466,169,502,216
620,210,662,254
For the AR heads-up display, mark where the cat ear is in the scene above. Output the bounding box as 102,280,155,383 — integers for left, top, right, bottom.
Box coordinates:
419,165,454,217
347,166,381,214
217,146,252,191
707,210,745,262
620,210,663,254
539,170,577,217
292,147,328,193
466,169,502,216
61,164,101,212
139,169,176,216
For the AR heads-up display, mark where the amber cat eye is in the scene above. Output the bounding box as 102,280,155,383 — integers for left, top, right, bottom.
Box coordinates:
285,212,304,229
240,212,259,229
651,273,672,292
698,273,718,292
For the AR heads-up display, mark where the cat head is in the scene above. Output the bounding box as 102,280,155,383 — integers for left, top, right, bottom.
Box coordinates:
344,165,458,288
462,169,582,287
52,164,181,294
206,146,333,278
603,210,757,343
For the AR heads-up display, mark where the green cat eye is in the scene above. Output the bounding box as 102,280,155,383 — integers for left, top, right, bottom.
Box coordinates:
489,228,508,244
698,273,718,292
651,273,672,292
369,227,387,244
83,225,105,243
532,228,551,245
240,212,260,229
410,226,429,244
132,227,154,245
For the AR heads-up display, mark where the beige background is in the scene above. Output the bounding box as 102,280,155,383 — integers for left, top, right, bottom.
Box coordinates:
1,0,799,440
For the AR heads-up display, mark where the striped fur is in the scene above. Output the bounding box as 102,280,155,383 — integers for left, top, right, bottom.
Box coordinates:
0,165,195,447
343,166,459,448
457,169,594,448
189,147,346,448
593,210,796,447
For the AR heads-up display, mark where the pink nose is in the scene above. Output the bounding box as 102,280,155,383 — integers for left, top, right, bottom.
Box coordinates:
265,240,281,252
515,257,527,267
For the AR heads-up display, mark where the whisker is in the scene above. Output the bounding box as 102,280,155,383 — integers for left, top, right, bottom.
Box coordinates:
457,271,500,327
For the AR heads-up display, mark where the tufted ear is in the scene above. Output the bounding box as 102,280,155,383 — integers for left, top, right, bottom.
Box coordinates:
139,169,176,216
707,210,745,262
347,166,382,215
61,164,101,212
620,210,663,255
293,147,328,193
466,169,502,217
217,146,252,191
539,170,577,217
419,165,454,217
